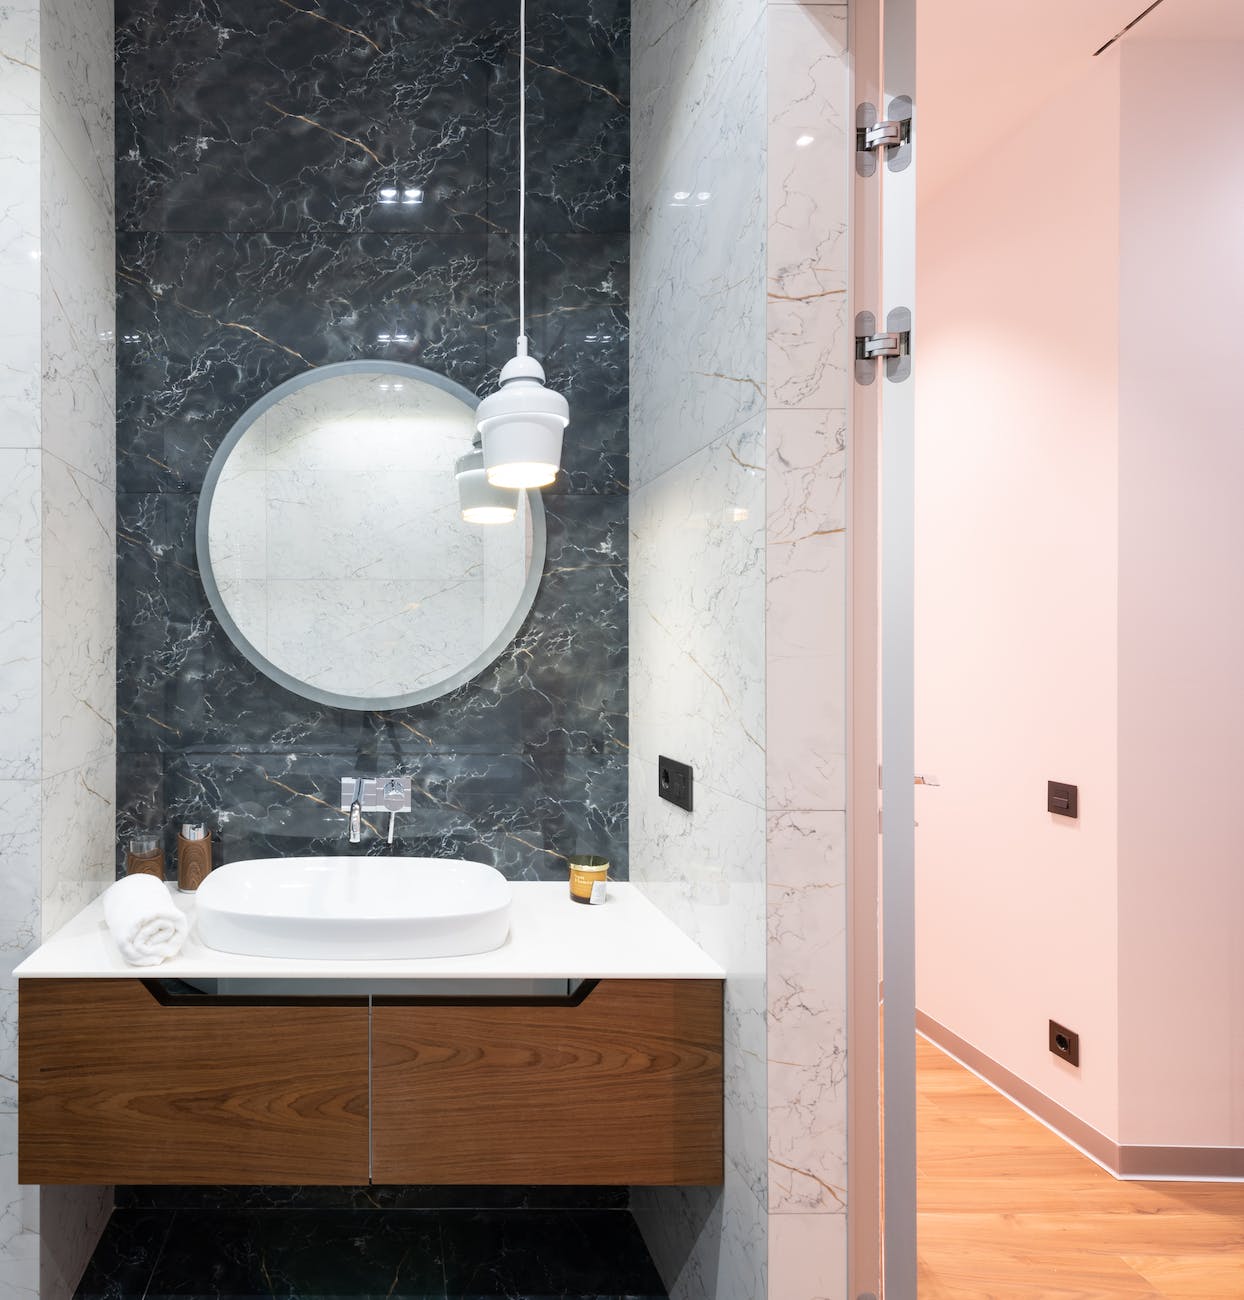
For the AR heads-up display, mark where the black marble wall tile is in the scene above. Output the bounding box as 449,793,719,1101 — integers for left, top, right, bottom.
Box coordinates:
486,0,631,237
116,231,494,494
116,0,630,237
77,1206,666,1299
115,0,629,879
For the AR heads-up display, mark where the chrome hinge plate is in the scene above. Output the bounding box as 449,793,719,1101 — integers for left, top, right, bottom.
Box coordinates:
855,308,913,385
856,97,914,176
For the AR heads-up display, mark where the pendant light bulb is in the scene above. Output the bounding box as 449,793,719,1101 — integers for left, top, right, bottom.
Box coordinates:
456,448,519,524
478,349,569,489
475,0,570,488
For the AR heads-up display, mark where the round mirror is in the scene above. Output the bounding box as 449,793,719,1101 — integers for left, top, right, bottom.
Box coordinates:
196,361,545,710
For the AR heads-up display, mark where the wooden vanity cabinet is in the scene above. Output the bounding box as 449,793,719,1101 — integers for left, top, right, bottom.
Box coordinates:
19,977,723,1187
19,979,370,1185
372,979,723,1185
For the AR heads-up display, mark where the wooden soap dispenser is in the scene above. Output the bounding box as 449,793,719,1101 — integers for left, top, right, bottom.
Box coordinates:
177,821,213,892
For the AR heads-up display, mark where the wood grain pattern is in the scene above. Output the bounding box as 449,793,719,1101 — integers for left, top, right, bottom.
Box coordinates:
19,979,369,1185
372,978,724,1185
917,1033,1244,1298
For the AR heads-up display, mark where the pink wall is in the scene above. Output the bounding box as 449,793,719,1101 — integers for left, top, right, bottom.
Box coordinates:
914,58,1122,1140
1116,41,1244,1148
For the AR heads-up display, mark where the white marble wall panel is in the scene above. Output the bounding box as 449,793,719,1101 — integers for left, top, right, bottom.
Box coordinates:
768,1213,847,1300
0,779,40,1114
40,455,115,780
630,0,767,489
767,4,849,414
40,751,113,938
0,113,40,450
38,0,112,490
629,421,765,811
766,408,845,811
0,1114,39,1300
0,1,39,116
767,810,846,1212
0,450,40,778
629,777,767,1202
763,6,850,1297
630,0,771,1293
36,0,110,196
0,11,45,1290
32,0,117,1289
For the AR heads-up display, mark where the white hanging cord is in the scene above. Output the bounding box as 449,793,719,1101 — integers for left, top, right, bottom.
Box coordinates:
516,0,528,357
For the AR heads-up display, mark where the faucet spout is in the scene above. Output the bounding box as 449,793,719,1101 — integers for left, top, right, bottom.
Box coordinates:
349,800,362,844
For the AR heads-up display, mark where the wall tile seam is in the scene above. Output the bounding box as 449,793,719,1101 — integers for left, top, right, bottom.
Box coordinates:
38,117,114,204
37,447,118,512
628,412,768,497
39,750,116,785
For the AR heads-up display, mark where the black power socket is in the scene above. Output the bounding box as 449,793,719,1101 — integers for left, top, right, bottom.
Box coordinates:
658,756,693,812
1049,1019,1080,1067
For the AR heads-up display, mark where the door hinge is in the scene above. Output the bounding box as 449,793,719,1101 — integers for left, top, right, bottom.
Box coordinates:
855,308,912,385
856,97,913,176
858,118,908,153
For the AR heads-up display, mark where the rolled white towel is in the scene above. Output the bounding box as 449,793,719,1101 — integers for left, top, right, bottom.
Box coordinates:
103,874,190,967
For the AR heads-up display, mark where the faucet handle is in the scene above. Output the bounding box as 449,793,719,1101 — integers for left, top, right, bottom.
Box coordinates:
382,778,410,811
338,776,412,813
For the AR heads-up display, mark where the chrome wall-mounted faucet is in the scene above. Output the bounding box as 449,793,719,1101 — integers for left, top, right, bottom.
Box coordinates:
339,776,412,846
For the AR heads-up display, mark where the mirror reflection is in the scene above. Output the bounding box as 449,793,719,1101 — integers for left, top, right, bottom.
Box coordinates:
198,365,543,710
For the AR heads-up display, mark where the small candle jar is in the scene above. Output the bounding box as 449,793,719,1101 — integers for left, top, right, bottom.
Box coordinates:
568,854,609,905
125,834,165,880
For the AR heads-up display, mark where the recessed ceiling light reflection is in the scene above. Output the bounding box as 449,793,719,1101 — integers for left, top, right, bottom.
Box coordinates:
402,188,424,204
378,187,399,204
795,134,815,148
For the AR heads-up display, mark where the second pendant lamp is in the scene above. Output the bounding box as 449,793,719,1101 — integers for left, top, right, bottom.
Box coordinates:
476,0,570,489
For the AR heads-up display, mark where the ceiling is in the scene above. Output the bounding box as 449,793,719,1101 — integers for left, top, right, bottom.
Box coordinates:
916,0,1240,203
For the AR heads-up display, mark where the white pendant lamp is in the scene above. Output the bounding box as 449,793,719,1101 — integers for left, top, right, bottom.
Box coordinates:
456,447,519,524
476,0,570,490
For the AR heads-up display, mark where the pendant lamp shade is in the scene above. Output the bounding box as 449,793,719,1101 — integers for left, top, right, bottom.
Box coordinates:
477,352,569,489
475,0,570,487
455,448,519,524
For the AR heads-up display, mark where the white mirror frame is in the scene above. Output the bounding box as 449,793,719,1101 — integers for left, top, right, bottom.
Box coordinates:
196,360,547,711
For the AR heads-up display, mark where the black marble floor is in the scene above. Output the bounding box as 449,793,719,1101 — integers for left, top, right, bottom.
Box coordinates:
75,1206,667,1299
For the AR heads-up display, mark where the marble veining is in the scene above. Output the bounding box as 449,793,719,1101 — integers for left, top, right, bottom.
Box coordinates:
116,0,628,237
762,5,851,1297
76,1205,666,1299
629,0,766,489
766,4,849,414
116,0,630,879
0,450,40,780
628,0,769,1295
0,113,41,451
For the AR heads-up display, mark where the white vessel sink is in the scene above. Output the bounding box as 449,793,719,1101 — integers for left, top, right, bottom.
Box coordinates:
194,857,512,960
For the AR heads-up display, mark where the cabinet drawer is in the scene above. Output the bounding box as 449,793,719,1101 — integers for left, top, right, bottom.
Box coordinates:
372,978,723,1185
19,979,369,1185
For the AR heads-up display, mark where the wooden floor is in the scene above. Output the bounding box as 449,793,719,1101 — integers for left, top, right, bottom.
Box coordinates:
917,1034,1244,1298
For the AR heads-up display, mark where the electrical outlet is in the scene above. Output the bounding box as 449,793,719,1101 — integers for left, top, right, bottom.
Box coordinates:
1049,1019,1080,1067
658,756,693,812
1048,780,1078,818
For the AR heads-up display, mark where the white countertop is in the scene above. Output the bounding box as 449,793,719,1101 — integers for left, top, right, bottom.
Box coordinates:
13,881,723,982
